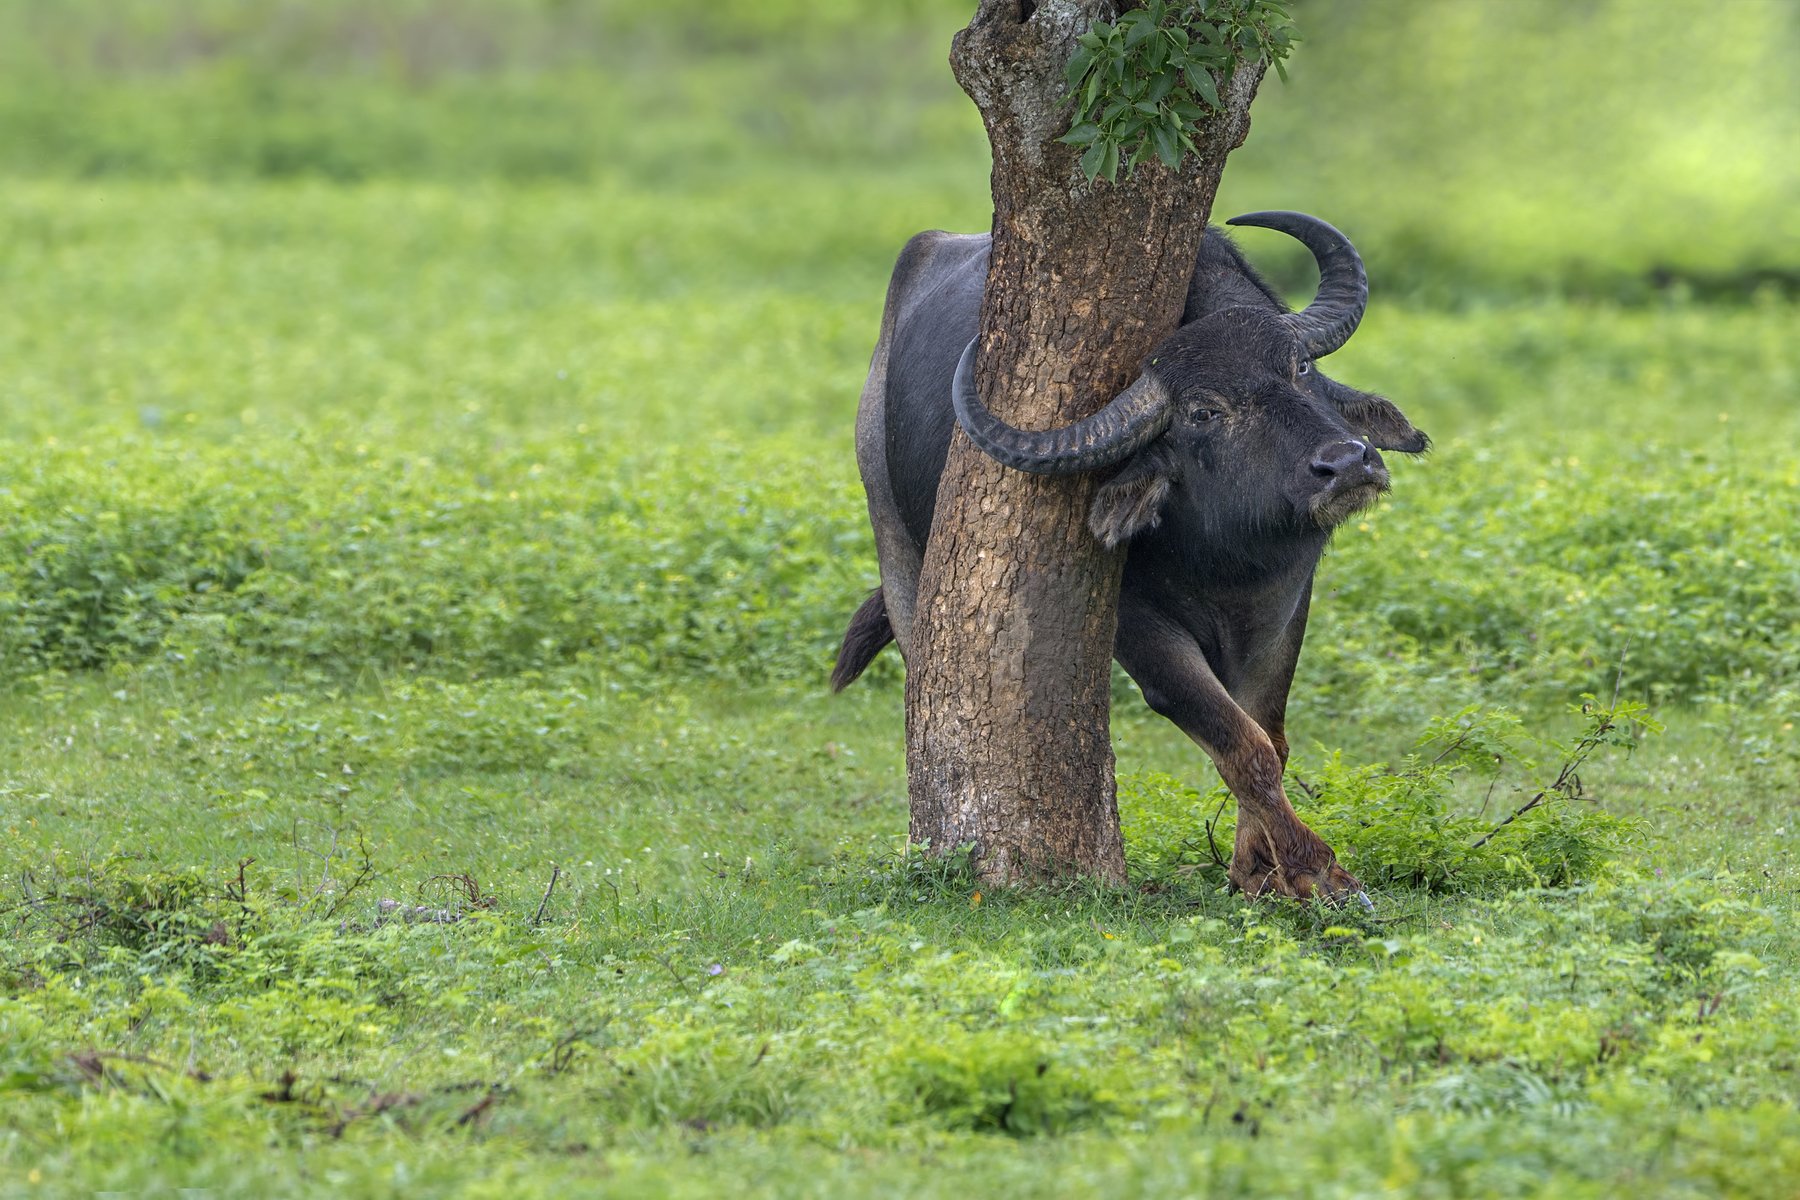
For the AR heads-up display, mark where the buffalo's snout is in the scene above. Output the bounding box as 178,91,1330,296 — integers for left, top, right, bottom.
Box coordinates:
1305,438,1389,527
1310,439,1377,480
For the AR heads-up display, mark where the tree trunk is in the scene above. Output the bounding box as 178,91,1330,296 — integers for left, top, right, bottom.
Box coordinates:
905,0,1264,886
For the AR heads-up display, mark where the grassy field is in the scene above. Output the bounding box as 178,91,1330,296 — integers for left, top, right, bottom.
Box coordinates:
4,2,1800,1196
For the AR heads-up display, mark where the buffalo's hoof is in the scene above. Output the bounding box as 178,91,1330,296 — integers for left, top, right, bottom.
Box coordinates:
1230,852,1367,908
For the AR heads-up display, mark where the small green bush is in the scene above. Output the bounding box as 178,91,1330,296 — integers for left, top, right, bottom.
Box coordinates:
1121,703,1643,893
0,436,873,686
879,1027,1114,1137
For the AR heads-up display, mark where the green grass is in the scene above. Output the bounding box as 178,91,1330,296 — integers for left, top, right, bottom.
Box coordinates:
4,1,1800,1195
4,178,1798,1194
4,673,1799,1196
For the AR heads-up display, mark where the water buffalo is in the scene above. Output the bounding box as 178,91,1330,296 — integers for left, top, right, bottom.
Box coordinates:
832,212,1427,903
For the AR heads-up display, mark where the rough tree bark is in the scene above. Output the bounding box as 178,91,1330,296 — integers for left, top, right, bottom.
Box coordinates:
905,0,1265,885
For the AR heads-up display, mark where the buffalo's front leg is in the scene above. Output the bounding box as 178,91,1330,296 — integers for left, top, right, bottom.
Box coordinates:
1117,613,1364,904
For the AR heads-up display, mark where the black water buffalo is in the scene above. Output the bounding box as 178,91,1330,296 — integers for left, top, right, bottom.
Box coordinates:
831,211,1427,903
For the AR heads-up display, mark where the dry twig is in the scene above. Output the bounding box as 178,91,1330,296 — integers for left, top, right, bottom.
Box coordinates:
532,863,562,928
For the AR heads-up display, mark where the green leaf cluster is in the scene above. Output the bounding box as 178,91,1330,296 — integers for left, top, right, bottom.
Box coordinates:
1120,703,1642,893
0,436,873,687
1059,0,1295,183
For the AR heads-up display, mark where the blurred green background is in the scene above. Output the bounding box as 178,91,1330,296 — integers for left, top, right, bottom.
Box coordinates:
4,0,1796,295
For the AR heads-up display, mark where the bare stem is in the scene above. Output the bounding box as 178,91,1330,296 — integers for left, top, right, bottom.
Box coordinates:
532,864,562,928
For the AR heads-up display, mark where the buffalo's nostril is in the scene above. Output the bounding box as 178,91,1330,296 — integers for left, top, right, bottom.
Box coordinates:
1310,440,1369,478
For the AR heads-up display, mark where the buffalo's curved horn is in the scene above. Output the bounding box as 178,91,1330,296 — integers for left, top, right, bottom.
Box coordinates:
951,338,1172,476
1226,210,1367,358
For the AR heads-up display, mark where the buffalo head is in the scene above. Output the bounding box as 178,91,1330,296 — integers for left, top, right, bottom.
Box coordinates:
951,212,1427,552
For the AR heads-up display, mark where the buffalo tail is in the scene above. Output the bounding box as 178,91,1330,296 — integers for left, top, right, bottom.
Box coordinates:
830,588,893,692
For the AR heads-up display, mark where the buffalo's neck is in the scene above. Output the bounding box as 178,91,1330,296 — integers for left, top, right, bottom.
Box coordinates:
1121,532,1324,696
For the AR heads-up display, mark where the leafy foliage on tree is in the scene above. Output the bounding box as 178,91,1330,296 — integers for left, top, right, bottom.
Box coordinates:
1059,0,1296,182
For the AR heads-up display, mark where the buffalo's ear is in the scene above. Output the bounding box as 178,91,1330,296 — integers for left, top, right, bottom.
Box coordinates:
1088,440,1181,549
1320,378,1430,454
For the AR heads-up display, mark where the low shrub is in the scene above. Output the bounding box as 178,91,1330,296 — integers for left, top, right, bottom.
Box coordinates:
879,1027,1115,1136
1121,701,1646,893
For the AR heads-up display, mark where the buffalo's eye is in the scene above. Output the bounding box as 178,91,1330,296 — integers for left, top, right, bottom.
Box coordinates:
1190,406,1223,423
1297,360,1312,377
